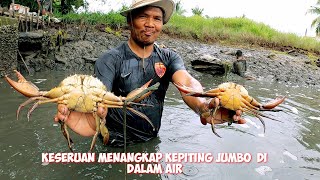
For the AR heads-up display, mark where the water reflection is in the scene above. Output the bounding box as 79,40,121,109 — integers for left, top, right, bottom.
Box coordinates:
0,71,319,179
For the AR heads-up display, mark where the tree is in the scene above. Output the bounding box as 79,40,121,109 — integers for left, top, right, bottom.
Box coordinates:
0,0,84,14
174,0,186,15
1,0,39,11
307,1,320,36
60,0,84,14
191,6,204,16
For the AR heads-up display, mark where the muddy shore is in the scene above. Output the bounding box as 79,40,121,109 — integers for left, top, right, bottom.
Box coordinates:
15,28,320,88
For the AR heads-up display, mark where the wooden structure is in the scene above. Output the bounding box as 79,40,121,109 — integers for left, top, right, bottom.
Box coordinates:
0,3,45,32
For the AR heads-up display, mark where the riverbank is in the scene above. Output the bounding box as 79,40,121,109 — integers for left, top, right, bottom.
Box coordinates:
14,26,320,88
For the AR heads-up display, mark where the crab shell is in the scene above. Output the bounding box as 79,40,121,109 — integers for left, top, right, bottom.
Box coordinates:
205,82,262,111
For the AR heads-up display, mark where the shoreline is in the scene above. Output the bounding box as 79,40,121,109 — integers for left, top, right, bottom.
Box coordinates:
10,28,320,88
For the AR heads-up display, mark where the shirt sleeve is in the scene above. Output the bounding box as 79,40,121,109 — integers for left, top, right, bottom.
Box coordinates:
166,50,186,79
94,52,117,90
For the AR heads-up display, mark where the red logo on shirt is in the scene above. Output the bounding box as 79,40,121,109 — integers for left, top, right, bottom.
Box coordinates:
154,62,166,78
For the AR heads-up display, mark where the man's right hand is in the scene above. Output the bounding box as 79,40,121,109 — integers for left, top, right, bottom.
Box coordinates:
200,98,247,125
54,104,108,137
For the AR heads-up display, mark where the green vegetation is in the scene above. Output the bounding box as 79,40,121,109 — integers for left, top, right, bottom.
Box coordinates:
1,0,84,14
2,0,319,54
174,0,186,16
191,6,204,16
165,14,320,53
55,11,125,29
307,0,320,36
1,0,39,11
1,0,318,53
52,11,320,54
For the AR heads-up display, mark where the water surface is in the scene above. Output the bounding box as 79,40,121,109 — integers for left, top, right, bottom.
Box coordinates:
0,71,319,179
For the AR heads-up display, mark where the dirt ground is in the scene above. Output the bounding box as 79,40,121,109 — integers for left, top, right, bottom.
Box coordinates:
16,27,320,88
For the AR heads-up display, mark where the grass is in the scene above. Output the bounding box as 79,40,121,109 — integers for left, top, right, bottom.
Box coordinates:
55,11,126,29
54,12,320,54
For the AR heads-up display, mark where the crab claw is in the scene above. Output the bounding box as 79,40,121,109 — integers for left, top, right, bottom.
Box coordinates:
261,96,286,109
126,80,160,103
173,82,204,96
5,70,40,97
100,123,110,145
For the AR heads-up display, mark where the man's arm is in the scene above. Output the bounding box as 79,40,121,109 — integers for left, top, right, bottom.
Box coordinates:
172,70,207,116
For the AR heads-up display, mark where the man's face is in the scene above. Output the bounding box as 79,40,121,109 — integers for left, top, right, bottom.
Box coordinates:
129,6,163,47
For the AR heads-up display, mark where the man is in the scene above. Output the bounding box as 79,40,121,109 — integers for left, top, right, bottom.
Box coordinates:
55,0,245,146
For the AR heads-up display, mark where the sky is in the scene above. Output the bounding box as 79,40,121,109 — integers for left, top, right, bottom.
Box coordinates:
83,0,319,37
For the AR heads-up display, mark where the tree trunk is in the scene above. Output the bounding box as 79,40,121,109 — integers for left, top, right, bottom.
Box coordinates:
61,0,68,15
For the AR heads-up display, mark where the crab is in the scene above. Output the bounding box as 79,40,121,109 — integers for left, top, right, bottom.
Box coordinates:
175,82,285,137
5,70,159,152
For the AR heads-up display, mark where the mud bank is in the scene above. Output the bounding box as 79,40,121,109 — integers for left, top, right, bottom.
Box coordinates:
0,17,19,77
13,28,320,87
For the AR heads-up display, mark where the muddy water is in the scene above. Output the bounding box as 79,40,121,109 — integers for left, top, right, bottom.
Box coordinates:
0,71,319,179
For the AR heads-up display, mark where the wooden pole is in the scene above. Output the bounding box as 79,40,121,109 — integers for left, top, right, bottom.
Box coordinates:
25,8,28,32
50,0,53,14
21,15,25,32
18,51,31,75
18,15,21,31
30,13,33,31
12,0,15,17
0,6,3,16
47,0,52,25
37,9,40,29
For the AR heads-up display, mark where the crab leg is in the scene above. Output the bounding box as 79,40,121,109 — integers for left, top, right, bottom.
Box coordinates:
189,92,221,97
97,104,110,145
209,97,222,138
37,98,61,104
242,109,266,133
62,121,74,152
241,97,260,110
103,99,153,107
59,121,74,152
243,108,282,134
17,97,49,120
100,104,155,130
174,82,225,98
128,107,155,131
210,105,222,138
256,115,266,133
26,97,60,121
89,113,100,153
103,100,124,106
100,118,109,145
244,108,282,122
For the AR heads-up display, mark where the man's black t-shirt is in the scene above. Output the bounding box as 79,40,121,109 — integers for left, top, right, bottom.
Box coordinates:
94,42,185,146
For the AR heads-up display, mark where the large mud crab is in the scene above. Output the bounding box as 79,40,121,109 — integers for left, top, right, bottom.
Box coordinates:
5,70,159,152
175,82,285,137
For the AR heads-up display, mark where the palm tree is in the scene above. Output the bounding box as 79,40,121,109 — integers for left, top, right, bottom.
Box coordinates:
191,6,204,16
60,0,84,14
307,1,320,36
174,0,186,15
